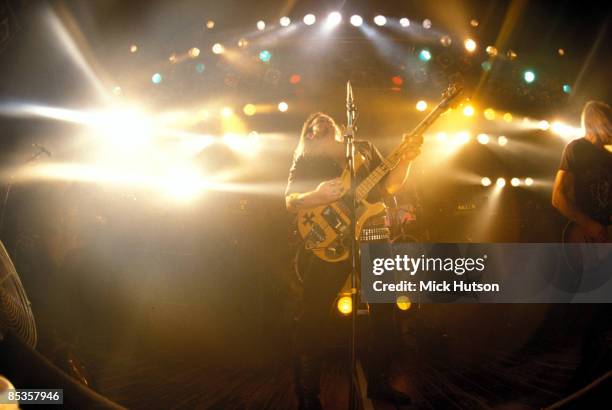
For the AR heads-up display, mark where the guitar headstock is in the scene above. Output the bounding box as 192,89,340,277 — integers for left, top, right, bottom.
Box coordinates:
441,82,464,109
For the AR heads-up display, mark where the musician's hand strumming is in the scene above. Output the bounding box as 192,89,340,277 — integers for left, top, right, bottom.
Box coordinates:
582,219,608,242
316,177,344,203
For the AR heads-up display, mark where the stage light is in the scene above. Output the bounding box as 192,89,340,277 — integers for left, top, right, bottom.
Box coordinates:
538,120,550,131
163,166,204,202
498,136,508,146
391,76,403,86
151,73,162,84
416,100,428,111
551,122,566,137
195,63,205,73
280,16,291,27
440,35,452,47
399,18,410,27
464,39,477,52
525,177,534,186
511,178,521,187
496,178,506,188
470,19,479,27
257,20,266,31
278,101,289,112
396,296,411,311
422,19,432,29
112,86,122,95
563,84,571,94
507,50,517,60
523,70,536,83
290,74,301,84
221,107,233,118
169,53,178,63
457,131,471,144
212,43,224,54
558,48,565,56
503,113,513,122
477,133,490,144
326,12,342,28
419,49,432,62
94,107,155,155
223,133,260,155
350,15,363,27
374,15,387,26
198,109,209,121
129,44,138,53
243,104,256,116
206,20,215,29
484,108,495,120
551,121,583,139
188,47,200,58
259,50,272,62
238,38,248,48
303,14,316,25
463,105,475,117
436,132,448,141
486,46,498,57
337,295,352,315
481,177,492,187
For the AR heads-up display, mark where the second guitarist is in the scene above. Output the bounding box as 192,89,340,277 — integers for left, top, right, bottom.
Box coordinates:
552,100,612,241
285,112,420,409
551,100,612,393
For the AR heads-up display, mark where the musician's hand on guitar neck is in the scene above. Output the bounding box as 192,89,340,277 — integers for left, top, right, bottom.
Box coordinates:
400,134,423,161
581,219,608,242
316,178,345,203
401,148,421,162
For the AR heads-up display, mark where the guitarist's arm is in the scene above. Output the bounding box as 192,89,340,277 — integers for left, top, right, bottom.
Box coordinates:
552,170,607,241
384,158,413,195
286,178,344,213
383,135,422,195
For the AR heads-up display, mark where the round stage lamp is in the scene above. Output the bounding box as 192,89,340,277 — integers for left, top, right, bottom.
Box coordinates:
337,296,352,315
350,15,362,27
303,14,316,25
374,15,387,26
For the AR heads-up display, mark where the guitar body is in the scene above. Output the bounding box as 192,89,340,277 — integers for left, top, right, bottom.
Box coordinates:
296,82,463,263
562,221,612,275
562,221,611,243
297,153,386,263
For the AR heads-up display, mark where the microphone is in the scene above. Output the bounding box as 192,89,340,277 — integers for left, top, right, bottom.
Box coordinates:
346,81,356,127
346,81,354,110
32,143,52,157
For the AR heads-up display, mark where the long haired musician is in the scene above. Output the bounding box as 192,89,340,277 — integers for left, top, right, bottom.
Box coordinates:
285,112,420,409
552,100,612,241
551,100,612,392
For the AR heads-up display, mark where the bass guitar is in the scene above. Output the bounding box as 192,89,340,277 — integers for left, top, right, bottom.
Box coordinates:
297,83,463,262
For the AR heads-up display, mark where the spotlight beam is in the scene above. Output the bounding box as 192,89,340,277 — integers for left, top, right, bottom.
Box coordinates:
45,9,110,102
473,0,528,99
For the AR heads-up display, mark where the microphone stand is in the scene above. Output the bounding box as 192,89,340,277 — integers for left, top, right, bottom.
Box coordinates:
344,81,359,410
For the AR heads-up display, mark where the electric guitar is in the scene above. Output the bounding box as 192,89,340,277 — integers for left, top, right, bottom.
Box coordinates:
562,220,612,275
297,83,463,262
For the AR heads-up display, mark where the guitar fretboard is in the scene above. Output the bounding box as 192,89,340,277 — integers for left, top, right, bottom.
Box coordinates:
354,96,454,201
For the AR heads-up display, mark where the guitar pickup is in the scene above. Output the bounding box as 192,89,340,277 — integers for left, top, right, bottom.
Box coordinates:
322,206,345,233
305,224,326,249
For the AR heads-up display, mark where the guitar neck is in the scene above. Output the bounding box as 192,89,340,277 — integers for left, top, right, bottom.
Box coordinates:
355,101,449,201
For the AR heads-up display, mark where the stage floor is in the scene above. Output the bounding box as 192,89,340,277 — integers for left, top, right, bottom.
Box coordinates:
77,336,578,409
